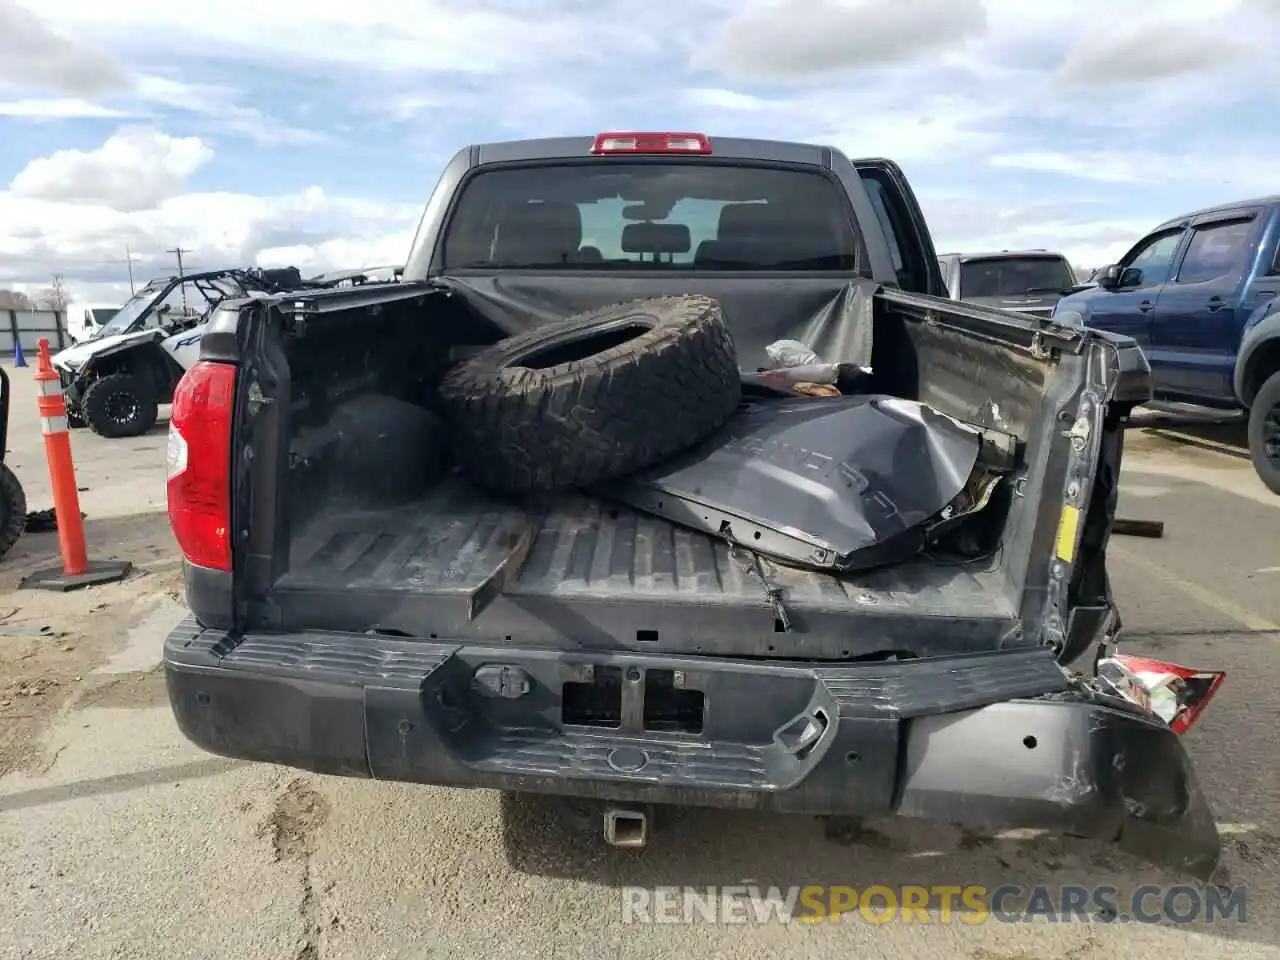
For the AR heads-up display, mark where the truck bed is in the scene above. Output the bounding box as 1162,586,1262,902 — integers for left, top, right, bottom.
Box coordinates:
273,476,1019,660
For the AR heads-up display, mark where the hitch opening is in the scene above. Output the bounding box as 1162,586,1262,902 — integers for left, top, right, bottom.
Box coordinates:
604,807,648,848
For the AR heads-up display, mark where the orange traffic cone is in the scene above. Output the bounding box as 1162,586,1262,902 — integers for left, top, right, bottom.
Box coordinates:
19,339,132,592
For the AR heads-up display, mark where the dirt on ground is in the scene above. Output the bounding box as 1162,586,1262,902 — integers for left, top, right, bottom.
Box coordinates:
0,510,181,776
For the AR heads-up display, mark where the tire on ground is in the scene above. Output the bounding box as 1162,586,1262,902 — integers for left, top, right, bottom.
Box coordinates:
437,295,741,493
1247,369,1280,495
81,373,159,439
0,463,27,561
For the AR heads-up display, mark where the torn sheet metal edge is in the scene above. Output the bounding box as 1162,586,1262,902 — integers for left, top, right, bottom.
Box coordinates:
717,528,793,630
926,468,1004,541
606,479,946,574
619,481,842,570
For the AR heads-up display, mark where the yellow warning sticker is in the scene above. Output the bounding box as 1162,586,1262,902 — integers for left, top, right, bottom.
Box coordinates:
1055,505,1080,563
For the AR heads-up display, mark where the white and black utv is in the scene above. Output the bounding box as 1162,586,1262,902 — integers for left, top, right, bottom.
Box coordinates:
50,267,307,438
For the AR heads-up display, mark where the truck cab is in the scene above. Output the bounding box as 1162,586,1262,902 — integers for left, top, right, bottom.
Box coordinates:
1053,197,1280,492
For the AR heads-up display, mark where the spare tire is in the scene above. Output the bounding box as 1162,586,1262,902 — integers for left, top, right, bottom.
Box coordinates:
438,295,740,493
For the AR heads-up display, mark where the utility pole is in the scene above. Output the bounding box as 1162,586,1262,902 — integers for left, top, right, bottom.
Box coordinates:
167,246,191,314
125,244,136,295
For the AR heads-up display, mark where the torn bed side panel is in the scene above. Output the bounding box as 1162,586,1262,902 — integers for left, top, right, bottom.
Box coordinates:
599,394,998,572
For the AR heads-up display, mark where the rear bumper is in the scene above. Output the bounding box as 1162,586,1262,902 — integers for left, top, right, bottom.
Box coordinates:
164,617,1220,878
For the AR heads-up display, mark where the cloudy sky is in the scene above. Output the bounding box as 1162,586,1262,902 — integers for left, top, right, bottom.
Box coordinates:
1,0,1277,303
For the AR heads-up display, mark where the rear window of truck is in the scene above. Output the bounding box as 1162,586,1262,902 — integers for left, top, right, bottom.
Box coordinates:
441,163,862,271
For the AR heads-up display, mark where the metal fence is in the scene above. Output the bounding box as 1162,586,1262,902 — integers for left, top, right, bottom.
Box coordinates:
0,310,67,354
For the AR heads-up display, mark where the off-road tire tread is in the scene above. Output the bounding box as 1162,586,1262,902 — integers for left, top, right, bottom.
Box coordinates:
82,373,159,439
438,295,740,493
1247,370,1280,495
0,464,27,561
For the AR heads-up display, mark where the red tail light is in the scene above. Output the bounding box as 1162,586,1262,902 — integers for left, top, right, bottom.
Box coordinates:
1098,654,1226,735
590,132,712,155
167,361,236,571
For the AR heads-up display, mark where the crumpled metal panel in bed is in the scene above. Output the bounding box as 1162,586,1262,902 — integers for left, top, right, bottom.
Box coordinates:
599,394,982,572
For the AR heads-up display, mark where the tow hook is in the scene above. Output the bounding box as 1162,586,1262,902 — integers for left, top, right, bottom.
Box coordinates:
604,806,648,848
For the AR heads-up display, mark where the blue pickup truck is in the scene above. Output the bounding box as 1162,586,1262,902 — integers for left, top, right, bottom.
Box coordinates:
1052,196,1280,492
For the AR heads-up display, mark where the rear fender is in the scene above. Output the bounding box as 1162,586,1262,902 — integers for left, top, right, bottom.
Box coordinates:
1234,300,1280,405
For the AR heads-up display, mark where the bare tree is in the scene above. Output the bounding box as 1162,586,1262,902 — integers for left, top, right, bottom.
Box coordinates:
0,289,34,310
35,274,68,311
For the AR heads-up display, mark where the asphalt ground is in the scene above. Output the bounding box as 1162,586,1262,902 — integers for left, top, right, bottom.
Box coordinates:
0,367,1277,960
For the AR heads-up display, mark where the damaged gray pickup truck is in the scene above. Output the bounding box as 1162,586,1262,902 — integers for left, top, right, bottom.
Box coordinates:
162,132,1225,878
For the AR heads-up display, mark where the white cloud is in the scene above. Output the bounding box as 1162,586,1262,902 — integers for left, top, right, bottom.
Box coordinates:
0,98,131,118
989,152,1144,184
0,0,130,96
0,128,420,293
991,149,1280,195
133,76,322,146
9,126,214,211
706,0,987,79
918,193,1152,269
0,79,317,145
3,0,1280,303
257,233,415,273
1056,23,1258,86
30,0,656,76
685,89,772,112
680,87,1003,162
0,3,319,145
821,110,996,162
0,187,418,292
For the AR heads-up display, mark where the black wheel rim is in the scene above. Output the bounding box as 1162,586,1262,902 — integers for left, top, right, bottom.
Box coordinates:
1264,402,1280,467
104,391,139,426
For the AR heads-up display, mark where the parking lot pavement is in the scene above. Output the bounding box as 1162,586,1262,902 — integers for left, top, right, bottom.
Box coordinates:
1,368,1279,958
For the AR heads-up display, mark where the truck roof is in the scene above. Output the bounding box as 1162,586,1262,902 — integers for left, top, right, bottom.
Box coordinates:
468,135,837,168
1152,194,1280,232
